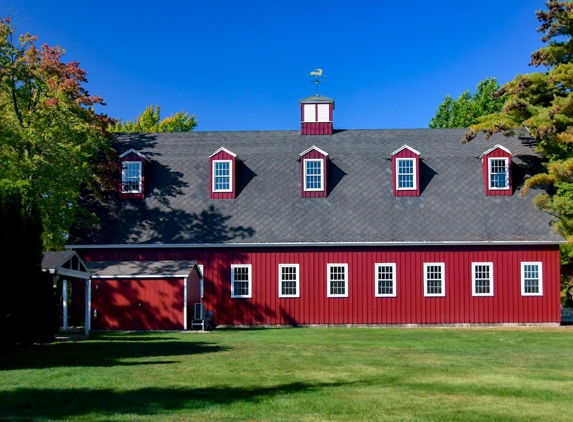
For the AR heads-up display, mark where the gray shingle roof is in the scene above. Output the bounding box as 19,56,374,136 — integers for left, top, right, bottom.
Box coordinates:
42,251,76,270
68,129,563,246
88,260,198,277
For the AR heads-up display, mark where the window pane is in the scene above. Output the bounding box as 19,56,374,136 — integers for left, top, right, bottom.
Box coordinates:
490,159,508,188
233,266,250,296
280,266,298,296
329,266,346,295
214,162,230,191
398,160,414,188
305,161,322,189
474,264,491,294
426,265,443,295
377,265,394,295
122,162,141,193
523,264,540,294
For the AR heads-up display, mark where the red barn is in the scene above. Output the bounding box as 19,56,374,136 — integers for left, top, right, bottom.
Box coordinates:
68,95,564,329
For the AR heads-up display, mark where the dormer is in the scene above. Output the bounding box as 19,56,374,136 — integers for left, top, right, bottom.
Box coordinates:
299,146,328,198
210,147,237,199
299,95,335,135
391,145,421,197
480,145,512,196
119,148,150,199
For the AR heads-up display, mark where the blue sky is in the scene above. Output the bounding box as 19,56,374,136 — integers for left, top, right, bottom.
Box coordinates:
1,0,547,131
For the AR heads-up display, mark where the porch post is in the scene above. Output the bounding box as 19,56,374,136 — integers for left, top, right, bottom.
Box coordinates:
62,279,68,330
85,279,91,336
183,277,188,330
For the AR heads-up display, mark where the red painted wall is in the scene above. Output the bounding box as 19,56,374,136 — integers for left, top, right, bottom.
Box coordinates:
300,149,328,198
119,152,146,200
210,150,236,199
482,148,512,196
91,278,184,330
392,148,420,197
300,103,333,135
80,245,561,327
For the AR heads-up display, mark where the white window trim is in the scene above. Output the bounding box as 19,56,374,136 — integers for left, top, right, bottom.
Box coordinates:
304,159,324,192
521,262,543,296
488,157,510,190
278,264,300,298
122,161,142,194
375,263,397,297
303,104,316,122
198,264,204,299
231,264,252,299
396,158,417,191
317,104,330,122
423,263,445,297
471,262,494,297
327,263,348,298
212,159,233,193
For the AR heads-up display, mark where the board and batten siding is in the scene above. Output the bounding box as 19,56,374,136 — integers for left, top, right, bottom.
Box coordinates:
481,147,512,196
80,245,560,326
300,149,328,198
392,147,420,197
209,149,236,200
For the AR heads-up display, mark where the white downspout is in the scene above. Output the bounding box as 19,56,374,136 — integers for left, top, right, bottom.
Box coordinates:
85,279,91,336
62,279,68,330
183,277,188,330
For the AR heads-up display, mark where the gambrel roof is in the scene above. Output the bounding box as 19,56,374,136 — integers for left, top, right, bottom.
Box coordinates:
68,129,563,247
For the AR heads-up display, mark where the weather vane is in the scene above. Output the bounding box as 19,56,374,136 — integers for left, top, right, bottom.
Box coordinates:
308,68,326,95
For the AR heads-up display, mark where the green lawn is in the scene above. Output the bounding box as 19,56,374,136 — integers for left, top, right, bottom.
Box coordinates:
1,327,572,421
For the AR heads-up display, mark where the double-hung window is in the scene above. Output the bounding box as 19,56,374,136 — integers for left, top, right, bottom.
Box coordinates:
489,158,509,190
375,263,396,297
122,161,142,193
396,158,416,190
424,263,445,297
327,263,348,297
213,160,232,192
304,159,323,191
521,262,543,296
278,264,299,298
472,262,493,296
231,264,252,298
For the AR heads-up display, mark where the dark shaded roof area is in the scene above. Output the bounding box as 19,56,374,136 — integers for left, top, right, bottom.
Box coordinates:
69,129,562,246
42,251,76,270
88,260,198,277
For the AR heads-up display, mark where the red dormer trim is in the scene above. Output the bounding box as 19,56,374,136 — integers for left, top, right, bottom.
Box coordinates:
210,147,237,199
119,149,150,200
391,145,421,197
299,146,328,198
480,145,512,196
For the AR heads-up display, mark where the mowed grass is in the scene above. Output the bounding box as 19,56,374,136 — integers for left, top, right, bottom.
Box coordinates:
1,328,573,421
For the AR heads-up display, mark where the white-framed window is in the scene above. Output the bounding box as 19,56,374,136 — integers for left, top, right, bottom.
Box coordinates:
375,263,396,297
212,160,232,192
424,263,445,297
488,157,509,190
396,158,416,190
472,262,493,297
317,104,330,122
278,264,299,298
327,263,348,297
304,159,324,191
303,104,316,122
231,264,252,298
521,262,543,296
122,161,142,193
198,264,204,299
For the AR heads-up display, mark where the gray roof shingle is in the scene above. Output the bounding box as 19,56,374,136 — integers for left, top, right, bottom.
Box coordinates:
68,129,563,246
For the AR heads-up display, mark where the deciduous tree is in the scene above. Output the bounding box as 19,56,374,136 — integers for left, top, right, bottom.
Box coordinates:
110,105,197,133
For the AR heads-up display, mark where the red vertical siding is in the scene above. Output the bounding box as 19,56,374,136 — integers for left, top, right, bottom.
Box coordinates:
80,244,561,328
300,149,328,198
119,152,146,200
482,147,512,196
210,150,237,199
392,148,420,197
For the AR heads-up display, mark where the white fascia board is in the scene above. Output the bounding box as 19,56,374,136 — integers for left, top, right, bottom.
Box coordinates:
119,148,151,162
479,144,512,159
92,274,190,279
55,267,92,280
299,145,329,157
67,239,566,250
391,144,421,156
209,147,237,158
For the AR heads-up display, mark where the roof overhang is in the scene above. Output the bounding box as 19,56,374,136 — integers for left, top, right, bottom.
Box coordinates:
209,147,238,158
88,260,201,279
391,144,421,156
299,145,329,157
119,148,151,162
42,251,91,280
479,144,512,159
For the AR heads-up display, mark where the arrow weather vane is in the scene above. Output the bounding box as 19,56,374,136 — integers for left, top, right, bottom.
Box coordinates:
308,68,326,95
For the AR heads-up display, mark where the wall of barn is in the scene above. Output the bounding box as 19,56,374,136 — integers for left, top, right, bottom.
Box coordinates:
79,245,561,326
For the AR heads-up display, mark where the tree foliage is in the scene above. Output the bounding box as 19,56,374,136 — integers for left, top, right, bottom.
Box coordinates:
110,105,197,133
0,181,58,347
0,17,116,250
429,77,504,128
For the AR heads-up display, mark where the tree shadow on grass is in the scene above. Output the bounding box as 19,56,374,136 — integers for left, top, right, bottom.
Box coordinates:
0,334,228,370
0,381,353,420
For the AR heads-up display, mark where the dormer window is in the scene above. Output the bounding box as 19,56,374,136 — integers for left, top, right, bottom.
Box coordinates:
391,145,420,197
122,162,142,193
210,147,238,199
299,146,328,197
480,145,512,196
213,160,232,192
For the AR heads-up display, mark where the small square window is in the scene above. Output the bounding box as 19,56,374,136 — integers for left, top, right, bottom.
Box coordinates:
231,264,252,298
489,158,509,189
213,160,232,192
396,158,416,190
424,263,445,297
279,264,299,298
327,263,348,297
521,262,543,296
375,263,396,297
304,159,324,191
122,161,142,193
472,262,493,297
